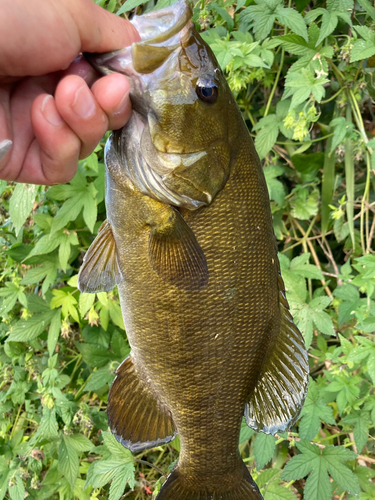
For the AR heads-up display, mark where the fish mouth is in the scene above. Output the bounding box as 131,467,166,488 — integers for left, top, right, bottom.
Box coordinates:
84,0,193,77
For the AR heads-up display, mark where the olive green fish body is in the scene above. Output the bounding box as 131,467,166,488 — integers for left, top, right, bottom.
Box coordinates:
79,4,309,498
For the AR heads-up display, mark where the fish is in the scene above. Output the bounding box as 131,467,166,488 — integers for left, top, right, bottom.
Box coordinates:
78,1,309,499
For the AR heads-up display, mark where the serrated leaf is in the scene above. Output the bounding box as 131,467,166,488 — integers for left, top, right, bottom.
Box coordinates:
59,436,79,488
8,475,25,500
350,38,375,62
299,380,335,440
304,466,332,500
254,433,276,470
67,434,93,453
9,183,38,236
275,7,308,41
265,482,298,500
255,121,280,159
102,432,133,461
316,12,338,46
7,310,56,342
84,367,115,392
34,407,59,441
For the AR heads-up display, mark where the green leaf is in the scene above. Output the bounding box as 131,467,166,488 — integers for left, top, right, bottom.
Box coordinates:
9,183,38,236
283,441,359,500
79,292,96,318
211,4,234,31
59,436,79,488
254,121,280,159
51,290,79,322
51,195,84,234
84,366,115,392
102,431,133,461
7,310,56,342
265,482,298,500
316,11,338,46
241,10,275,41
20,256,59,294
357,0,375,21
109,470,135,500
299,380,335,440
82,187,98,234
8,475,25,500
116,0,145,14
275,7,308,41
342,411,371,453
304,466,332,500
350,25,375,62
48,310,62,357
264,164,285,205
68,434,93,453
329,117,354,152
34,407,59,442
254,433,276,469
239,419,255,443
75,343,118,367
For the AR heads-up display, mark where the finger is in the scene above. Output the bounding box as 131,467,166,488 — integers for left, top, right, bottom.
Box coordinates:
62,55,98,87
25,94,81,184
0,84,13,171
55,74,108,159
91,73,132,131
67,0,141,53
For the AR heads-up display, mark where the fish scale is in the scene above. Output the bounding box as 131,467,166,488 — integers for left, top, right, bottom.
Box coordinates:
79,1,309,498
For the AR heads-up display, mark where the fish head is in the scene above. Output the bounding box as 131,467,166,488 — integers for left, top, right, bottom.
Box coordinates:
86,0,234,209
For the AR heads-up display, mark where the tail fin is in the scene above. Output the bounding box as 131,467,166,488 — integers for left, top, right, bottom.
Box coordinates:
156,465,263,500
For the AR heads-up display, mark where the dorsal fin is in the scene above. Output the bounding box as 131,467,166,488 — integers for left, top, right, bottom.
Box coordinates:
78,221,122,293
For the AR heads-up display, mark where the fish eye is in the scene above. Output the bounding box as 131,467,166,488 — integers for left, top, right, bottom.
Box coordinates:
196,82,218,104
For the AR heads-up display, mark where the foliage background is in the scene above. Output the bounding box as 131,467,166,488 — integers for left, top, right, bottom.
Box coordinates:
1,0,375,498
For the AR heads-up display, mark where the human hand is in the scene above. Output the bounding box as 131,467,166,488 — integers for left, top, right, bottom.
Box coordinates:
0,0,140,185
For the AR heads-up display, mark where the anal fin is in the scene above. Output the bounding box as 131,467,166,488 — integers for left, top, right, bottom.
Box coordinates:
245,265,309,435
108,356,177,452
78,220,122,293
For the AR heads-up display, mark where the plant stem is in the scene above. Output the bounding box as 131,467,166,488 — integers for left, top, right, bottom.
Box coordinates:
264,49,285,117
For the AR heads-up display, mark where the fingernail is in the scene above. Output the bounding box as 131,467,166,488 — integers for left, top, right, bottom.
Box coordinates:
113,90,130,116
41,95,64,126
72,84,96,119
0,139,12,162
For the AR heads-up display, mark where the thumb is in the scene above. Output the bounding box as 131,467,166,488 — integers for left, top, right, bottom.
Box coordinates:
69,0,141,53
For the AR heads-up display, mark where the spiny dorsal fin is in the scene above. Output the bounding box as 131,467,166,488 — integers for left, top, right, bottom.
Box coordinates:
78,221,122,293
148,209,208,292
108,356,177,452
244,260,309,435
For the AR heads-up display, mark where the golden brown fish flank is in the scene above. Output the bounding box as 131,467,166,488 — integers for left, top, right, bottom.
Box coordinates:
79,2,309,499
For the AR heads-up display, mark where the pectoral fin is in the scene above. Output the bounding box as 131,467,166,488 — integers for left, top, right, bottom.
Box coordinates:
78,221,122,293
148,207,208,291
245,265,309,435
108,356,176,452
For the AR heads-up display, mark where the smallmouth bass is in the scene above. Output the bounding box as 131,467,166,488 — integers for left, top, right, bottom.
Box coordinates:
79,2,309,498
